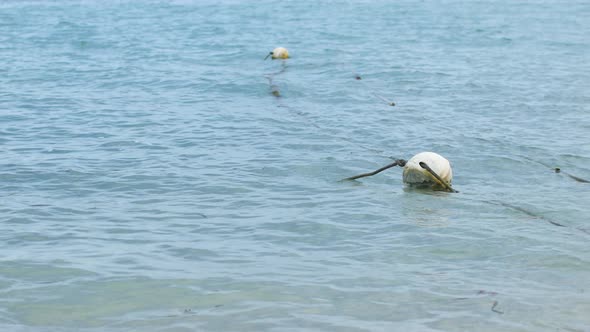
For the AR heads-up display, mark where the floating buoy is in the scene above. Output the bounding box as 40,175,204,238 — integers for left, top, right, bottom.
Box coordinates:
342,152,456,192
265,47,289,60
403,152,453,190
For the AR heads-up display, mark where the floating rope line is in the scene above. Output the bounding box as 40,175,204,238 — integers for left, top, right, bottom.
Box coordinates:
263,61,391,158
354,73,396,106
521,156,590,183
264,62,331,131
478,194,590,234
554,167,589,183
342,159,407,181
344,62,397,106
263,59,397,157
275,99,388,157
489,200,565,227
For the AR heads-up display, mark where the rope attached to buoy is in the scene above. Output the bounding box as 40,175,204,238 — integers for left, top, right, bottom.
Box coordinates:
342,159,407,181
419,161,458,193
342,159,458,193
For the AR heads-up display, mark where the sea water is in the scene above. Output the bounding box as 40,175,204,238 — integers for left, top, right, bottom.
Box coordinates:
1,0,589,331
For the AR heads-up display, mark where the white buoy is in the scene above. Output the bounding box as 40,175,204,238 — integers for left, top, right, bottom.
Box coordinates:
403,152,453,189
268,47,289,59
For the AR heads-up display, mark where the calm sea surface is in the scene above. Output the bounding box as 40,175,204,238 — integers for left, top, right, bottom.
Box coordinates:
1,1,589,331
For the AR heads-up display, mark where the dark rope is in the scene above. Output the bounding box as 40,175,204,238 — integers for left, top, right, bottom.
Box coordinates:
353,74,396,106
522,156,590,183
264,62,390,158
489,201,566,227
342,159,407,181
554,167,590,183
419,162,458,193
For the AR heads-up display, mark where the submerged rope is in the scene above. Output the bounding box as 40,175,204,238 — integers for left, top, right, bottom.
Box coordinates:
263,62,391,158
521,156,590,183
354,73,396,106
554,167,590,183
487,200,566,227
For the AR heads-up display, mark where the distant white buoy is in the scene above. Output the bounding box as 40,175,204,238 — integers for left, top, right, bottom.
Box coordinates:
266,47,289,60
403,152,453,189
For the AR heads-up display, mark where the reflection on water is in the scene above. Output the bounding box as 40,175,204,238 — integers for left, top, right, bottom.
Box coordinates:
402,187,454,228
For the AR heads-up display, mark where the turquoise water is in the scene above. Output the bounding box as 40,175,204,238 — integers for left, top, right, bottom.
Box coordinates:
1,0,590,331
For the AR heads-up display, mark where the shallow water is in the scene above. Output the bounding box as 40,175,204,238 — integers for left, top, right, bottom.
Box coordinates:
1,0,589,331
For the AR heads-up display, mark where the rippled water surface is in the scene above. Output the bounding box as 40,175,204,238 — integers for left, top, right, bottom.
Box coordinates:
1,1,590,331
